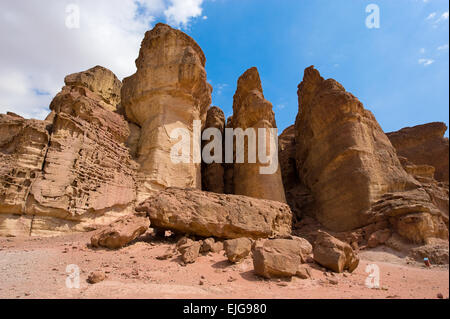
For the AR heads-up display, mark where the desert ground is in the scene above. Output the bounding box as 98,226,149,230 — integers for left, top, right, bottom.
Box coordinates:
0,231,447,300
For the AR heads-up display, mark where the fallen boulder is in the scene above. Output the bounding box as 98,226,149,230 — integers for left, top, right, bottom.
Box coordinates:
224,238,252,263
313,231,359,273
90,214,150,249
252,238,312,279
137,188,293,239
177,239,201,264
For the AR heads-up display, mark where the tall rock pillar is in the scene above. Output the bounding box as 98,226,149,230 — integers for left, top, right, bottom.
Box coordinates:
122,23,212,202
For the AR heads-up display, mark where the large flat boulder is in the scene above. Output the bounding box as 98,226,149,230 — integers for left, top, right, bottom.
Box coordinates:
136,188,292,239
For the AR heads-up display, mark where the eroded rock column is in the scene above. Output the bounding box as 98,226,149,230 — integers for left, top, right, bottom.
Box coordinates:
231,67,286,203
121,23,212,202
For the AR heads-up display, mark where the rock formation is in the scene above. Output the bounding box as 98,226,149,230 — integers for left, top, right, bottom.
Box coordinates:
136,188,292,239
387,122,449,182
230,67,286,203
224,238,252,263
294,66,447,242
278,125,314,220
0,113,51,236
90,213,150,249
313,231,359,273
202,106,225,193
0,66,137,237
252,237,313,279
121,23,212,202
26,66,137,236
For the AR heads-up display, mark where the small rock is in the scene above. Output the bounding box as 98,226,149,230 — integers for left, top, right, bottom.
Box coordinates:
87,271,106,284
224,238,252,263
328,278,339,285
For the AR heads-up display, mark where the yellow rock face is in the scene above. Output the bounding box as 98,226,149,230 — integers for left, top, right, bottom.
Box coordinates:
121,23,212,202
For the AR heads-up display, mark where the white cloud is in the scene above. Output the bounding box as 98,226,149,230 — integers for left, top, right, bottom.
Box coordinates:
164,0,204,27
418,58,435,66
426,12,437,20
214,83,228,95
437,44,449,51
426,11,449,26
0,0,206,119
420,48,426,54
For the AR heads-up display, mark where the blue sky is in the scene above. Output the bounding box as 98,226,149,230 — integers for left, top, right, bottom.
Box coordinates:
0,0,448,136
187,0,449,135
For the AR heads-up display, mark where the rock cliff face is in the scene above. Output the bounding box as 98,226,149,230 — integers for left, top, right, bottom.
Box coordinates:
121,23,212,202
387,122,449,182
0,66,138,237
0,113,51,236
230,67,286,203
290,66,448,245
294,66,419,231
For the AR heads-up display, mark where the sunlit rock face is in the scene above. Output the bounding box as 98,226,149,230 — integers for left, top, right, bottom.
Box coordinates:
387,122,449,183
294,66,445,235
230,67,286,203
0,66,138,237
121,23,212,202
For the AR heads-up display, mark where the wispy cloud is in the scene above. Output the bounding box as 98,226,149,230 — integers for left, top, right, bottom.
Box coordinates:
437,44,449,51
418,58,435,66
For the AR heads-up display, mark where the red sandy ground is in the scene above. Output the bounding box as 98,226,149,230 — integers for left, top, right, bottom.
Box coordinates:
0,232,448,299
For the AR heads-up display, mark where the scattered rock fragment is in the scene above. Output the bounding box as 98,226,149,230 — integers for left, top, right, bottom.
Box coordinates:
252,238,312,279
178,240,201,264
313,231,359,273
87,271,106,284
224,238,252,263
90,214,150,249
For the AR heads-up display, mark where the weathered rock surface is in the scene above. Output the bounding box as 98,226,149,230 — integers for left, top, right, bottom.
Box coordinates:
313,231,359,273
367,229,392,248
64,65,122,110
0,113,51,236
224,238,252,263
409,239,449,265
136,188,293,239
90,213,150,249
387,122,449,182
177,238,201,264
0,66,138,237
121,23,212,202
252,238,312,279
294,66,448,243
25,66,137,236
278,125,314,220
202,106,225,194
231,67,286,203
87,271,106,284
